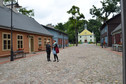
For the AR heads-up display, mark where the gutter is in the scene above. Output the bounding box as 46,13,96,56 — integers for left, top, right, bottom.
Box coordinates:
0,26,53,37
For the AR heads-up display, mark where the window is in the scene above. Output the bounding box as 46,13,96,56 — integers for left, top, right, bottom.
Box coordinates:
90,39,92,42
38,37,42,47
44,37,47,47
17,35,23,49
80,36,81,38
90,36,92,38
2,33,11,50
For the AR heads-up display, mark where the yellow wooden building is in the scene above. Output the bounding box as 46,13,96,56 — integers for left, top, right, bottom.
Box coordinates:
78,24,95,43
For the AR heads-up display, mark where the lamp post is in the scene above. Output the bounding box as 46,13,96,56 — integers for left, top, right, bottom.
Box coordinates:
121,0,126,83
10,0,14,61
10,0,21,61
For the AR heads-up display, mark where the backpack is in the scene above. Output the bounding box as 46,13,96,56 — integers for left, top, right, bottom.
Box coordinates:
55,46,59,53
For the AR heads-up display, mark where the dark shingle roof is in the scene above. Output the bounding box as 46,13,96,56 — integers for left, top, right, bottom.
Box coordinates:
0,6,53,36
111,24,121,34
100,13,121,30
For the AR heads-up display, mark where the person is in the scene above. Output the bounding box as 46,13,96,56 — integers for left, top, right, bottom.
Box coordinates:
52,40,59,62
46,40,51,62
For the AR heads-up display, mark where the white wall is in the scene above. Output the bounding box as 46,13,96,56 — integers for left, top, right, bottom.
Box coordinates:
78,35,95,43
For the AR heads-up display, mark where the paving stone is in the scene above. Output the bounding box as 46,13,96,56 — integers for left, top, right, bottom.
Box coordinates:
0,44,122,83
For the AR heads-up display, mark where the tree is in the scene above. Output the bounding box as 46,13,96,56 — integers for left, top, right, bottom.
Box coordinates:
90,0,120,22
67,5,85,46
55,23,65,32
87,19,102,44
3,0,34,17
19,8,34,17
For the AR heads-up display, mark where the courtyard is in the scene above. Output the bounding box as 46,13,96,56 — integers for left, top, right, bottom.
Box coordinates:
0,44,122,84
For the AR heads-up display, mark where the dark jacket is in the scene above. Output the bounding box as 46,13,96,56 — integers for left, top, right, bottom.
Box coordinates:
46,44,51,52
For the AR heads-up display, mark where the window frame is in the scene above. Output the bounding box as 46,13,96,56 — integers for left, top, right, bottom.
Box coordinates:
17,34,23,49
38,37,42,47
2,32,11,51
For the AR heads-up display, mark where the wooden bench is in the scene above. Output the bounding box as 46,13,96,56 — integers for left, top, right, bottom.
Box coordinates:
13,50,26,59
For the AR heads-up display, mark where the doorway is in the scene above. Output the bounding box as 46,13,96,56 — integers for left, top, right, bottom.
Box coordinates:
85,40,87,43
29,36,34,53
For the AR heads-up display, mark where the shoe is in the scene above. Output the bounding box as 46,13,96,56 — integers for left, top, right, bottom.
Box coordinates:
57,60,59,62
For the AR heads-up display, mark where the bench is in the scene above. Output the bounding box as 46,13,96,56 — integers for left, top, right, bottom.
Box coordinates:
112,44,122,52
13,50,26,59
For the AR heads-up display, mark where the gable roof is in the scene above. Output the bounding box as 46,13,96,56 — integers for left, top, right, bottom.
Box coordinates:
0,6,53,36
100,13,121,30
79,29,93,36
111,24,121,35
42,25,68,36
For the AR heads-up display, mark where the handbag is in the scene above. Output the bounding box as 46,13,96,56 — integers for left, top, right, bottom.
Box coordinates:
55,46,59,53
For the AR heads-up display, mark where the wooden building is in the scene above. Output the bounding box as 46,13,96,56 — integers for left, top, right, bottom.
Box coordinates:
0,6,53,57
42,25,69,48
111,24,122,45
100,13,121,47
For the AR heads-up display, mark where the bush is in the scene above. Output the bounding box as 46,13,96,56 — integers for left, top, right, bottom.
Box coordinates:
88,41,93,44
78,41,82,44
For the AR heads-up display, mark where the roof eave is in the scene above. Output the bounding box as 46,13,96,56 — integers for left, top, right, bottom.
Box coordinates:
0,26,53,37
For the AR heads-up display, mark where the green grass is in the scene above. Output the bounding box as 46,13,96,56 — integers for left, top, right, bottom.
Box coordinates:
69,44,75,47
97,43,101,46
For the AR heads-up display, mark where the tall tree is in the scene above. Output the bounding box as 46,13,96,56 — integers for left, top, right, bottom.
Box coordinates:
90,0,120,22
67,5,85,46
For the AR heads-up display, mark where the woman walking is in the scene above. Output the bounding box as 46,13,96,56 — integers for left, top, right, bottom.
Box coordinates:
52,40,59,62
46,40,51,62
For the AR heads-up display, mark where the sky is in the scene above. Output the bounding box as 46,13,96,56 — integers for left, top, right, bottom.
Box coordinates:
18,0,102,25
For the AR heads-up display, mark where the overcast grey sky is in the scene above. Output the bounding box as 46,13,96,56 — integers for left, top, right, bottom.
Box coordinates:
19,0,102,25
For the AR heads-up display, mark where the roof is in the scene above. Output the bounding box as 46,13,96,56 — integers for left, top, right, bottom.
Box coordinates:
111,24,121,34
100,13,121,30
79,29,93,36
42,25,68,36
0,6,53,36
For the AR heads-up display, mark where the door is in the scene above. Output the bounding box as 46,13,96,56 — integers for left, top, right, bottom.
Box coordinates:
29,36,34,53
85,40,87,43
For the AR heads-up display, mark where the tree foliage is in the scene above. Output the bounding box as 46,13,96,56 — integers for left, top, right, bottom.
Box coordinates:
19,8,34,17
87,19,102,42
67,5,85,45
90,0,120,22
3,0,34,17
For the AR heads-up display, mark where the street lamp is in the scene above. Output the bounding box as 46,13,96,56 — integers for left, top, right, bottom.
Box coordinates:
10,0,21,61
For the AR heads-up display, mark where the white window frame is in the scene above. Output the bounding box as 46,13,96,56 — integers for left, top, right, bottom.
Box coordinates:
38,37,42,47
2,32,11,51
17,34,23,49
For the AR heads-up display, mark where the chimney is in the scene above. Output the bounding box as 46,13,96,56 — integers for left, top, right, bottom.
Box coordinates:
0,0,4,7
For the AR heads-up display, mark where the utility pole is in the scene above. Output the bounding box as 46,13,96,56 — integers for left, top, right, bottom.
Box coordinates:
121,0,126,83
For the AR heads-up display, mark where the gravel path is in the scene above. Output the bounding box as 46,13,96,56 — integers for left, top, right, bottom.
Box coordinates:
0,44,122,84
